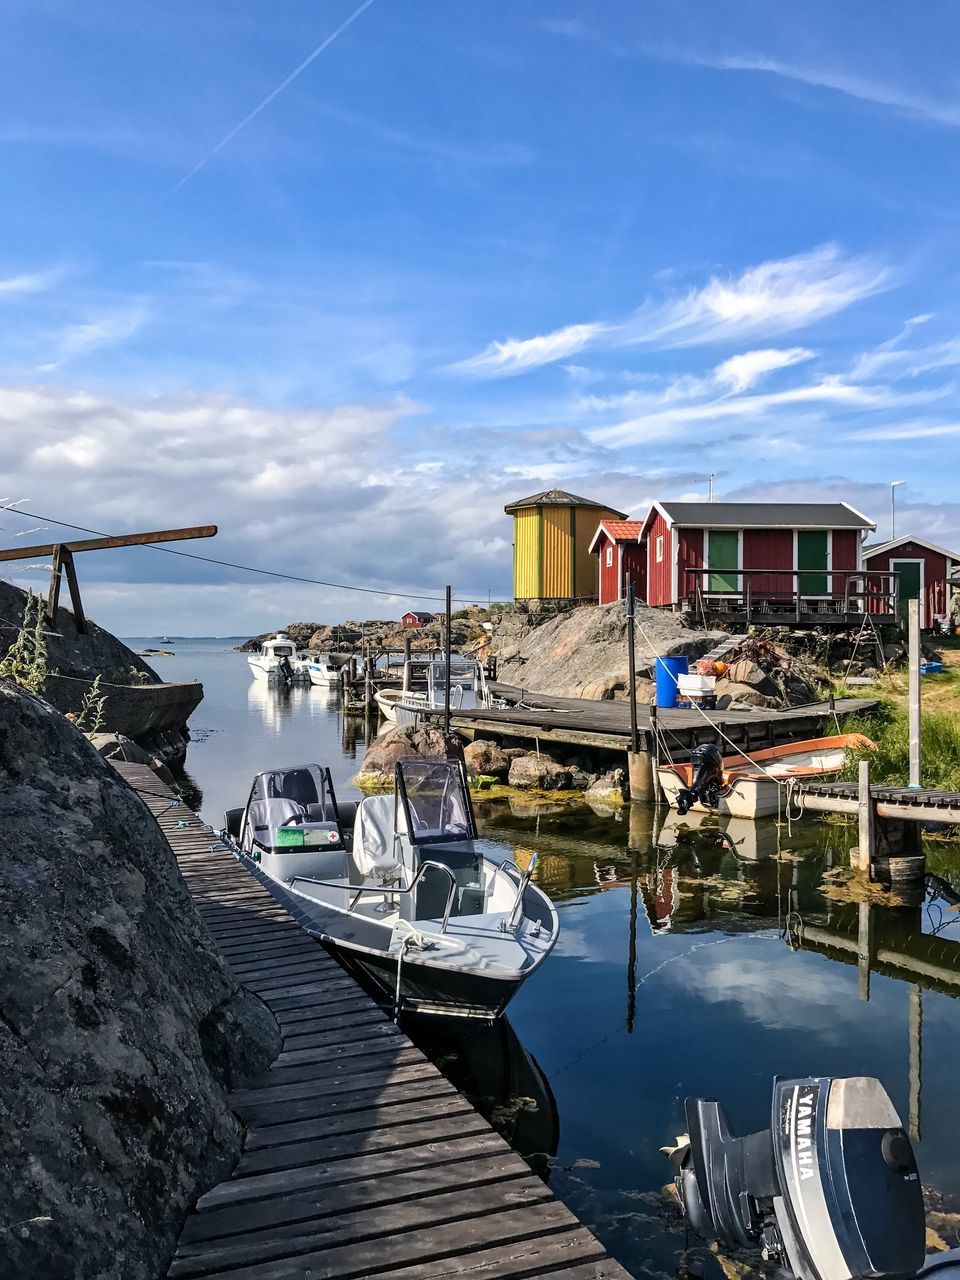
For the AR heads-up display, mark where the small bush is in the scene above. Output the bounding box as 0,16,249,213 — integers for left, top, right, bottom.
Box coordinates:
0,591,48,694
73,674,108,736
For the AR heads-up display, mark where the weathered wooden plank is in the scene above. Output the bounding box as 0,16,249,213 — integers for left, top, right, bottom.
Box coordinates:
365,1231,625,1280
230,1077,458,1129
242,1083,464,1151
236,1108,487,1177
170,1180,558,1276
179,1153,535,1244
232,1057,432,1112
197,1131,508,1211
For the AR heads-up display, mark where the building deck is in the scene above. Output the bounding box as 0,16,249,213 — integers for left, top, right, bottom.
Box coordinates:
425,686,878,757
111,762,631,1280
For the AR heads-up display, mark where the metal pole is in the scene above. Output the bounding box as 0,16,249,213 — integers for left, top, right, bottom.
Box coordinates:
444,585,452,735
626,577,639,754
908,598,921,787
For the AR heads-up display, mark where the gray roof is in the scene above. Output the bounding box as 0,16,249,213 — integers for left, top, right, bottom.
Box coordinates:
653,501,875,530
504,488,626,515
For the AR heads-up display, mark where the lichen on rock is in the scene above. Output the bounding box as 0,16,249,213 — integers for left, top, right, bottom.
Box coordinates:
0,681,279,1278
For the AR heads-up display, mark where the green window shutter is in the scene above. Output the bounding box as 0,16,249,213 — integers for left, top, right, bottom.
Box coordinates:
797,531,828,595
707,531,739,592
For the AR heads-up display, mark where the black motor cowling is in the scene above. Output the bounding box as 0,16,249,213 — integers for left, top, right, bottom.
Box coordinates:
676,743,724,815
666,1076,960,1280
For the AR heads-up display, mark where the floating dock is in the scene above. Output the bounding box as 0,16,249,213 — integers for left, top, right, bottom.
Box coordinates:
112,762,632,1280
425,683,878,757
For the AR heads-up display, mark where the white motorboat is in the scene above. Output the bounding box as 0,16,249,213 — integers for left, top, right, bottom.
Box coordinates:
223,758,558,1019
303,653,346,687
377,657,486,726
657,733,875,819
247,633,298,681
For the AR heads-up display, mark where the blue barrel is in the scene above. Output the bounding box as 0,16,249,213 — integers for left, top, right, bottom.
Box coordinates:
655,656,688,708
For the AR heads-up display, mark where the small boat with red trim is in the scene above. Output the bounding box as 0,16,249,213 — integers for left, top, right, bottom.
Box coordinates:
657,733,875,819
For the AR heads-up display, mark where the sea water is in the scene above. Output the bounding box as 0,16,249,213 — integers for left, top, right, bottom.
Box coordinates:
130,638,960,1275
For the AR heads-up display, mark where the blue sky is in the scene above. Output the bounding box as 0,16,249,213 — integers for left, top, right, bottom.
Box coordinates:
2,0,960,632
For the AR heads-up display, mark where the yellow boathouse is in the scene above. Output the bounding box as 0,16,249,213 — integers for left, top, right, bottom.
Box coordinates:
505,488,626,601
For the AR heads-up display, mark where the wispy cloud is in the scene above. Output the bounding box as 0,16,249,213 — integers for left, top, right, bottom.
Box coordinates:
449,321,610,377
713,346,815,392
449,245,885,378
0,268,63,297
38,307,148,371
651,49,960,129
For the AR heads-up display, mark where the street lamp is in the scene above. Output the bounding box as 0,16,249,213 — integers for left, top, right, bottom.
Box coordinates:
890,480,905,540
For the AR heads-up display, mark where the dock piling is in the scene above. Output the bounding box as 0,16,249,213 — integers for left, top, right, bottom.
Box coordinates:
908,598,921,787
856,758,875,874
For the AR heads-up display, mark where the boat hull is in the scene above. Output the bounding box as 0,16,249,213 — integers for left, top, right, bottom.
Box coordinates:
657,767,783,819
330,943,523,1020
306,666,340,687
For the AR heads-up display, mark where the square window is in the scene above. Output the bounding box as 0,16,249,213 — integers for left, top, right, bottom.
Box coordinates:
605,546,613,567
655,535,664,563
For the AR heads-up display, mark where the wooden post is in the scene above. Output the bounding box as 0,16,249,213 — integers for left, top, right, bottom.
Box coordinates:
650,702,663,804
908,984,922,1142
857,900,874,1002
857,757,875,874
364,665,374,717
403,631,412,666
444,585,452,735
61,548,86,633
47,544,65,622
908,598,921,787
625,577,639,755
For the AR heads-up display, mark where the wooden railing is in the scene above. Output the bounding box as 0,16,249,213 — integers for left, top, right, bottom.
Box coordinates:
681,567,900,622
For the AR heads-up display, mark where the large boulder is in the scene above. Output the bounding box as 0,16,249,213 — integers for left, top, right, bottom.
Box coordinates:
356,724,463,789
0,682,279,1278
463,739,511,780
714,680,780,709
508,754,575,791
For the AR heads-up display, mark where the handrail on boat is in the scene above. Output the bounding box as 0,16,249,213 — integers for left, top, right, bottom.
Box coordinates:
289,859,459,934
501,851,539,933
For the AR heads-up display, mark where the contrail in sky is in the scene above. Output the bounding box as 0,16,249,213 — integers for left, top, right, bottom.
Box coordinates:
171,0,377,193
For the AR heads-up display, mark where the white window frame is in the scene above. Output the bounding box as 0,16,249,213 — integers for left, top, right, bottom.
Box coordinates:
655,534,664,563
605,545,613,568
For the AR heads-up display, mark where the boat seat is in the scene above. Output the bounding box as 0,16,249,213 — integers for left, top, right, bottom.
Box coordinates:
353,794,405,883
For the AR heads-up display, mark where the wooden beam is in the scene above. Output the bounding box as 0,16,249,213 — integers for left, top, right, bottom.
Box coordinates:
0,524,217,563
61,548,86,633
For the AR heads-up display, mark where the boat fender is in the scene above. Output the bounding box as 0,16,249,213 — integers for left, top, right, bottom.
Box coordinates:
676,743,724,815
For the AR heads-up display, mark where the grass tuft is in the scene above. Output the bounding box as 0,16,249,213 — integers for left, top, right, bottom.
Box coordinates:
841,698,960,792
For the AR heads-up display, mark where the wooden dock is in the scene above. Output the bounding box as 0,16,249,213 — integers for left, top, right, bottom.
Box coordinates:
789,779,960,825
112,762,632,1280
425,684,878,757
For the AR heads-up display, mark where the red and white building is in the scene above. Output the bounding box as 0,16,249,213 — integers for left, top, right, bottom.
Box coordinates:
588,519,646,605
637,500,880,618
863,535,960,629
401,611,435,628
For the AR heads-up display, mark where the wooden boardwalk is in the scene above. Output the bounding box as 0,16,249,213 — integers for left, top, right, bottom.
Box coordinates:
790,779,960,824
424,684,878,756
112,763,632,1280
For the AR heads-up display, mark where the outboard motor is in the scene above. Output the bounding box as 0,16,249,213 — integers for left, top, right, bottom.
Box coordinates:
665,1075,960,1280
278,655,295,685
676,743,724,815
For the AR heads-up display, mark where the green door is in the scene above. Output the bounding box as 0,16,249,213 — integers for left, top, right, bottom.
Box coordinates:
797,531,828,596
892,560,922,620
707,530,739,593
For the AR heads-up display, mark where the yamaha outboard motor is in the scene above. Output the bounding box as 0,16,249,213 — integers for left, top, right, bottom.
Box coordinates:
666,1075,960,1279
676,743,724,815
278,655,295,685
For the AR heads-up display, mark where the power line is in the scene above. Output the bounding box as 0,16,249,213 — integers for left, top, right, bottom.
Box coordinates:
0,504,491,607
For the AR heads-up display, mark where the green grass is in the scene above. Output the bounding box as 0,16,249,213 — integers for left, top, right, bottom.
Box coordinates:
841,698,960,792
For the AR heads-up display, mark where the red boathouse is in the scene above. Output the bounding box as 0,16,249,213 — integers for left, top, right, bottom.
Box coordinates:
863,535,960,629
588,519,646,605
637,501,889,621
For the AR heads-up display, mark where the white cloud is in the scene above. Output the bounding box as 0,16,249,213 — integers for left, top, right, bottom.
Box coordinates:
713,346,815,393
0,268,63,297
450,245,885,378
449,321,610,377
663,50,960,129
38,307,148,371
627,245,887,347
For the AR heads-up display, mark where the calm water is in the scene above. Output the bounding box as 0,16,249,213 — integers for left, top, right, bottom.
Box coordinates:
133,638,960,1275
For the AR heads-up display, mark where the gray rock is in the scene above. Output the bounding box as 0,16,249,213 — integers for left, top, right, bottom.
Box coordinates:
0,681,279,1279
507,754,575,790
715,680,780,709
585,769,627,804
463,740,510,780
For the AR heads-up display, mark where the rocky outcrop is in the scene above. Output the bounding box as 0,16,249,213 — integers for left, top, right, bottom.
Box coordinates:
0,682,279,1279
463,739,511,780
489,601,727,700
239,610,488,658
356,724,464,788
507,755,576,791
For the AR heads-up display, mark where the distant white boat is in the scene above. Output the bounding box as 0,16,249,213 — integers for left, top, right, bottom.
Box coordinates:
304,654,345,688
247,633,298,681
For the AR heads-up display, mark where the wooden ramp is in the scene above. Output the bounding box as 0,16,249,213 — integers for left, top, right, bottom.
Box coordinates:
111,763,632,1280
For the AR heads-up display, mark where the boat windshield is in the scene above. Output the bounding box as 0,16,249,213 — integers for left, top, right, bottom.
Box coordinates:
396,759,477,845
